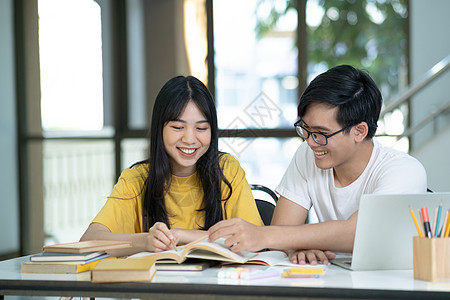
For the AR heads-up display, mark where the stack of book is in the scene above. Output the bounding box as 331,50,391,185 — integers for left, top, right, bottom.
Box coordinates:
21,240,132,274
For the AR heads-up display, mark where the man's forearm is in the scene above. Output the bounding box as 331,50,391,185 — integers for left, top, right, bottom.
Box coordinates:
262,220,355,252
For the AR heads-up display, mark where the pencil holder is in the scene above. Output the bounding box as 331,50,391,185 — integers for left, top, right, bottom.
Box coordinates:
413,236,450,281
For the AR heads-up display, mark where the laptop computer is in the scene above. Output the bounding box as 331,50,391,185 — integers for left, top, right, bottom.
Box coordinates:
331,192,450,271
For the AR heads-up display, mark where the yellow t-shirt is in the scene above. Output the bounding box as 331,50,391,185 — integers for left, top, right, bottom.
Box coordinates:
92,154,263,233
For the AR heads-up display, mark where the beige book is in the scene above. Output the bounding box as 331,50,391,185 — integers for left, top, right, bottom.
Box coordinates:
91,258,156,283
43,240,132,254
21,258,105,274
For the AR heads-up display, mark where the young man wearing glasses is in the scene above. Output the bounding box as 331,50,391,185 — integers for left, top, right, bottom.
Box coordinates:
208,65,427,264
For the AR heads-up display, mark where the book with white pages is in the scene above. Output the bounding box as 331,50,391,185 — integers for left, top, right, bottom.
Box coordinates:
30,251,108,262
130,236,326,269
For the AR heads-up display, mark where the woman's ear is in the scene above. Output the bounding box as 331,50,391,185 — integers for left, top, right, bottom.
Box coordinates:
353,122,369,142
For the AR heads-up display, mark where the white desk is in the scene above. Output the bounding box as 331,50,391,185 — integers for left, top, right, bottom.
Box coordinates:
1,256,449,299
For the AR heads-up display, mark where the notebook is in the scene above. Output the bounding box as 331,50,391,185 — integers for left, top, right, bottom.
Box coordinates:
331,192,450,271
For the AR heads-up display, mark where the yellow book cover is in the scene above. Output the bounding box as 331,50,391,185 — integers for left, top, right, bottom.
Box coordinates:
91,258,157,283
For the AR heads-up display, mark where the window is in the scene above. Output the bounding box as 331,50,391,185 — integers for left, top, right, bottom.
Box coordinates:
214,0,299,130
39,0,104,132
213,0,300,188
303,0,409,150
212,0,410,191
38,0,113,244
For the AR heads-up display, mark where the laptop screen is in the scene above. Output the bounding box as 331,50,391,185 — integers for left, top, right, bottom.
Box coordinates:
333,192,450,271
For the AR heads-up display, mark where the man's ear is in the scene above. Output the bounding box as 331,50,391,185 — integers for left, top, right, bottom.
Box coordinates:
353,122,369,142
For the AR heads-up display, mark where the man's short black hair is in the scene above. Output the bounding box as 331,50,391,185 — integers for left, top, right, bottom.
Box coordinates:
298,65,382,139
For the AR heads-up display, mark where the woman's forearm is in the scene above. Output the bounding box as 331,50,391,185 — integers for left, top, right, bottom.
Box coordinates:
80,223,149,256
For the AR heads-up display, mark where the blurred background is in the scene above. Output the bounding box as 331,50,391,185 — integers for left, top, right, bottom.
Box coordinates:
1,0,449,258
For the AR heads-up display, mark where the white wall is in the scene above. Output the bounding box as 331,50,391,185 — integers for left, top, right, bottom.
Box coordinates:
0,0,20,255
413,125,450,192
409,0,450,192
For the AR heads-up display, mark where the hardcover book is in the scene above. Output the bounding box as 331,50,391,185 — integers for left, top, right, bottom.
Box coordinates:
43,240,131,254
30,252,108,262
21,257,109,274
90,258,157,283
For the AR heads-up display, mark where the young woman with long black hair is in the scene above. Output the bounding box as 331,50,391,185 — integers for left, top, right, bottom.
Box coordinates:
80,76,263,255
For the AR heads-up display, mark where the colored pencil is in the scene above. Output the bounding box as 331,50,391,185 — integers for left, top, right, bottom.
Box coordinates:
439,211,448,238
434,202,442,237
444,209,450,238
409,206,423,237
431,207,438,237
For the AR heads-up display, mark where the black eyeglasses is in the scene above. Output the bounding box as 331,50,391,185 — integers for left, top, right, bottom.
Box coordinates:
294,120,352,146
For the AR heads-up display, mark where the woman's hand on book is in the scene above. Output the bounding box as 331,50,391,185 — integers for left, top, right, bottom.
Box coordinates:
147,222,179,252
171,228,209,245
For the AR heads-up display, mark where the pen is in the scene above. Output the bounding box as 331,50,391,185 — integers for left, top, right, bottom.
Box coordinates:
431,207,438,237
170,239,178,251
282,268,325,278
409,206,423,237
282,272,321,278
434,203,442,237
286,268,325,275
439,211,448,238
421,207,432,238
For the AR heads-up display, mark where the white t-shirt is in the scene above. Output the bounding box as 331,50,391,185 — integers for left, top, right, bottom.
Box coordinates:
275,138,427,222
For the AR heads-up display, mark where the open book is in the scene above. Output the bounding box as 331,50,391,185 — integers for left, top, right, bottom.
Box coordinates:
130,236,324,268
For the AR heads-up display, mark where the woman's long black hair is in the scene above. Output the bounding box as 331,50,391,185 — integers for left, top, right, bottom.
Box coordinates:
139,76,232,231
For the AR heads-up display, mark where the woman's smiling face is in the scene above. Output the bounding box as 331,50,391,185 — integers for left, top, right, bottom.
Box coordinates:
163,101,211,177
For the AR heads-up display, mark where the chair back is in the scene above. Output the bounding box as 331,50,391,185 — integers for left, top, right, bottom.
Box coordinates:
250,184,278,225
